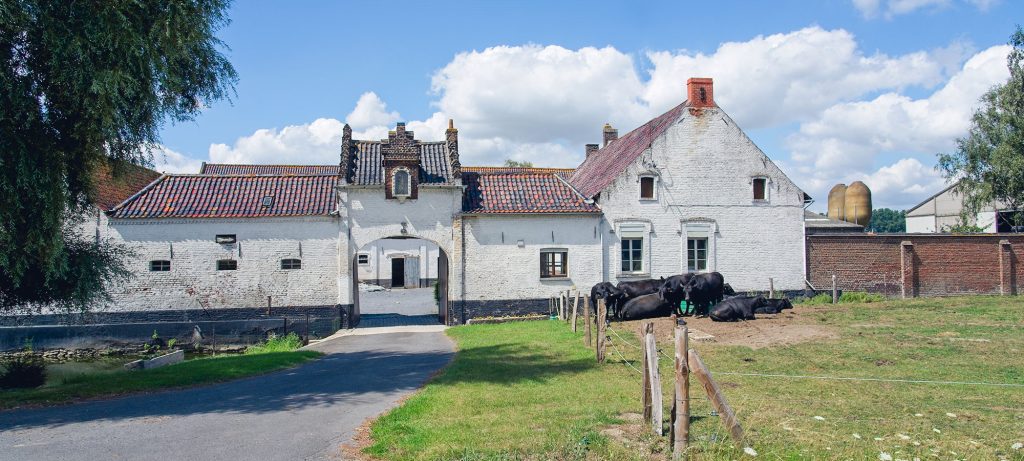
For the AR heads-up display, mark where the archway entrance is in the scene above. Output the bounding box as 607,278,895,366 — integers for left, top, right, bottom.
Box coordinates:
352,236,448,327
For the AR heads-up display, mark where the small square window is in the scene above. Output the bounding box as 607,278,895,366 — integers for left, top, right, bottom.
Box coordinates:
620,238,643,273
752,178,767,201
687,238,708,272
540,250,568,278
280,258,301,270
149,260,171,272
215,234,237,244
216,259,237,271
640,176,656,200
357,253,370,265
262,196,274,207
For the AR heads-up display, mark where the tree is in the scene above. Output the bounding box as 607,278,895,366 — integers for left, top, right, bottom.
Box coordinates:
937,26,1024,228
868,208,906,233
0,1,237,312
503,159,534,168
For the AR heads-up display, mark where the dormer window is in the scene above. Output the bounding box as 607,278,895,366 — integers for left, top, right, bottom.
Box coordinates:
393,169,411,197
752,177,768,201
639,175,656,200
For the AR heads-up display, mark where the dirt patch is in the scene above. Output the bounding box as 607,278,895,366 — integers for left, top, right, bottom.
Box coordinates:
599,413,668,461
612,306,839,350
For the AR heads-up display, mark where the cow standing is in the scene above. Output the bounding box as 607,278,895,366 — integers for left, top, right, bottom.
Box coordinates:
657,274,694,315
590,282,623,319
612,278,663,318
682,272,726,317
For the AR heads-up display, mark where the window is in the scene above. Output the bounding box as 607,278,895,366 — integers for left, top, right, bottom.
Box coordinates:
540,250,568,278
261,196,274,207
687,238,707,272
357,253,370,265
393,169,410,196
215,234,236,244
149,260,171,272
752,177,767,201
639,176,656,200
621,238,643,273
280,258,301,270
216,259,237,271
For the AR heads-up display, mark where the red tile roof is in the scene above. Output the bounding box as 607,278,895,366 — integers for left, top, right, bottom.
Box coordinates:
90,161,162,211
110,175,339,219
569,101,688,198
200,164,341,175
462,167,599,214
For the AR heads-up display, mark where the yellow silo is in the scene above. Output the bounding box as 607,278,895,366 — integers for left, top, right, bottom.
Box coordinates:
827,184,847,222
844,181,872,226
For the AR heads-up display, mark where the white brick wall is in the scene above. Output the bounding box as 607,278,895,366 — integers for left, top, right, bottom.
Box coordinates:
597,107,807,290
101,217,340,311
461,214,603,301
357,239,440,283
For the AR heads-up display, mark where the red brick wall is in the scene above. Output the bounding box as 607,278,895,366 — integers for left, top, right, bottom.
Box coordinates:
807,234,1023,297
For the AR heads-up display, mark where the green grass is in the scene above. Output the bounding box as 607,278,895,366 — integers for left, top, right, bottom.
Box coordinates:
0,339,320,410
245,332,305,354
368,296,1024,460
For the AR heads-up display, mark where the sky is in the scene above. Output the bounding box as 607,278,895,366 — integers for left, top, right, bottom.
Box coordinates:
154,0,1023,212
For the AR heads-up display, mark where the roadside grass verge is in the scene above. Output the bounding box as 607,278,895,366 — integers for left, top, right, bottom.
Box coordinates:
0,335,320,410
368,296,1024,460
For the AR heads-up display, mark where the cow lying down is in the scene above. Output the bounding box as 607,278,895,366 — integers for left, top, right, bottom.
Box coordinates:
710,296,794,321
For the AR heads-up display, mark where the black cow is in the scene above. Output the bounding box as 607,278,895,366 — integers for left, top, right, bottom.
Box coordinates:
723,283,736,296
657,274,695,315
755,298,793,314
589,282,624,319
614,278,664,318
682,272,726,317
619,293,674,321
709,295,767,322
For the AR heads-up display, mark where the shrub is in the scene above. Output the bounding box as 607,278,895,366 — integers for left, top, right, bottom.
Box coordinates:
839,291,885,303
0,358,47,389
246,332,303,354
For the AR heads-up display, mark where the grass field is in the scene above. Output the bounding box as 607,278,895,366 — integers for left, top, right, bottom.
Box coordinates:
367,296,1024,460
0,334,320,410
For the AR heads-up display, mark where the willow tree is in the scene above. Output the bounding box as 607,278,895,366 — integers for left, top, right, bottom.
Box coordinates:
0,1,237,312
938,26,1024,229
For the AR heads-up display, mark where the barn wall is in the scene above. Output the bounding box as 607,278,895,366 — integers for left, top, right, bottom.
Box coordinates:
807,234,1024,297
459,214,602,320
596,106,807,291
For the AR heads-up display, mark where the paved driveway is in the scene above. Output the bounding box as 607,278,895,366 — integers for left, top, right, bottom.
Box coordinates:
0,329,454,461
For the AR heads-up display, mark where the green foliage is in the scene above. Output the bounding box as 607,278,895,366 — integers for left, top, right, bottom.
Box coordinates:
166,338,177,349
0,357,47,389
245,333,304,355
0,0,237,312
942,221,987,233
800,291,885,304
503,159,534,168
868,208,906,233
938,26,1024,227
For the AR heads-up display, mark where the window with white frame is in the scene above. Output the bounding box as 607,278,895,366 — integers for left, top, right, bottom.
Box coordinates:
540,249,568,278
687,238,707,272
357,253,370,265
639,175,656,200
619,223,646,273
393,169,411,196
280,258,301,270
752,177,767,201
149,260,171,272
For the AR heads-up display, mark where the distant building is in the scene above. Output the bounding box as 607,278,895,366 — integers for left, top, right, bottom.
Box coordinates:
803,210,863,235
905,183,1019,233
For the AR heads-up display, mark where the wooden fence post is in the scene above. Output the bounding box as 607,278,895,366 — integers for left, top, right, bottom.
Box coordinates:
584,297,592,347
673,321,689,458
641,323,652,423
831,273,838,304
596,299,607,363
688,349,743,444
572,291,580,332
645,324,663,436
769,277,775,299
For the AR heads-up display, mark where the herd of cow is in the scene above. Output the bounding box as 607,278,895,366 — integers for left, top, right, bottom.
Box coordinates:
589,272,793,322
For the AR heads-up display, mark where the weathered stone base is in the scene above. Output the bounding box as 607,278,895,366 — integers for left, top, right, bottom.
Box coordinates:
0,305,344,351
455,298,550,324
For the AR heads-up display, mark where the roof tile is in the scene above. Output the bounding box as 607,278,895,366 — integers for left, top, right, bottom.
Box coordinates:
462,167,599,214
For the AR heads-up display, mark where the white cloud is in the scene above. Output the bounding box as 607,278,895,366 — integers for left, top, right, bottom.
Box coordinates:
149,145,204,174
208,118,346,165
345,92,400,130
787,45,1010,209
853,0,998,18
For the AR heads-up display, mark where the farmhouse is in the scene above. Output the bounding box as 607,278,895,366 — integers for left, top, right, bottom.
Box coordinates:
18,78,812,332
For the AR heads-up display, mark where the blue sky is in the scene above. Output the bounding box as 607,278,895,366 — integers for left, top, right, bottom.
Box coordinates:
155,0,1022,211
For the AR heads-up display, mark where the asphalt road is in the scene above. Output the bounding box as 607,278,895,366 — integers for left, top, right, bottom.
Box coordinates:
0,330,454,461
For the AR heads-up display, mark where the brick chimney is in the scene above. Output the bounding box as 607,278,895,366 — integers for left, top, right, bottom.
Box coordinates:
446,119,461,179
687,78,714,108
602,123,618,147
585,143,599,158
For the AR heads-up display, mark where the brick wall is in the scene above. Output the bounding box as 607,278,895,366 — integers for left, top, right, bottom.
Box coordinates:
807,234,1023,297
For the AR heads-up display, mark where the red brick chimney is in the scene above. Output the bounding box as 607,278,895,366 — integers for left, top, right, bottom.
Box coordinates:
687,78,714,108
585,143,599,158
